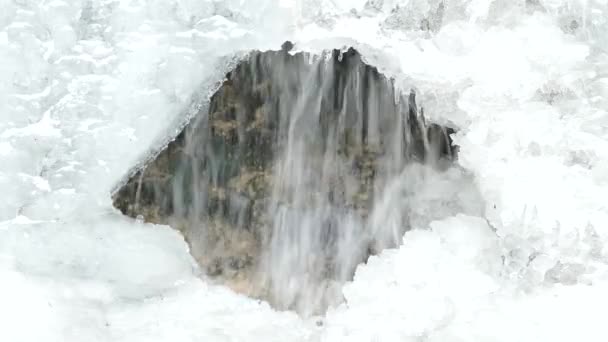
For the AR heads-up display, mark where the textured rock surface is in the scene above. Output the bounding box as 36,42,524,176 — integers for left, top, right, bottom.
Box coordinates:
113,47,455,314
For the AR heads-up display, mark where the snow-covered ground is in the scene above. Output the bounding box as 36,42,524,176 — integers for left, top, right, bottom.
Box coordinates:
1,0,608,341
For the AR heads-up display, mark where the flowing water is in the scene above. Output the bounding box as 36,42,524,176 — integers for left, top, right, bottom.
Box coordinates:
113,47,483,316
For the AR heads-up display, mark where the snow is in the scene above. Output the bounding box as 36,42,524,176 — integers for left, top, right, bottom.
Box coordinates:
1,0,608,341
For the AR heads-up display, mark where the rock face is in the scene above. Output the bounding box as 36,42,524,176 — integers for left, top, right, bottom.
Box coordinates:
113,47,455,315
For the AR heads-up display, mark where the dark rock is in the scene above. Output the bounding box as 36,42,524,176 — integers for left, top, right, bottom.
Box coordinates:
281,41,294,52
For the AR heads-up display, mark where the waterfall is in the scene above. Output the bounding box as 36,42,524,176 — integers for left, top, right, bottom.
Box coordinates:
113,46,480,316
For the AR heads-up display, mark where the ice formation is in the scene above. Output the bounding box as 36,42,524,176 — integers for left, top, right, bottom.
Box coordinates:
1,0,608,341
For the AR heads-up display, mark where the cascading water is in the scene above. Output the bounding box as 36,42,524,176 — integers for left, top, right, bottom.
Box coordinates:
113,46,482,316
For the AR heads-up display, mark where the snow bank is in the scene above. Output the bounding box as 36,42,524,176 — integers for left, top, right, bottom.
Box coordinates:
322,215,501,341
1,0,608,341
322,215,608,341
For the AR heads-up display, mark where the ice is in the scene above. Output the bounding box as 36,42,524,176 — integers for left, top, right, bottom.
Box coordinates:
1,0,608,341
0,214,316,342
322,215,502,341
